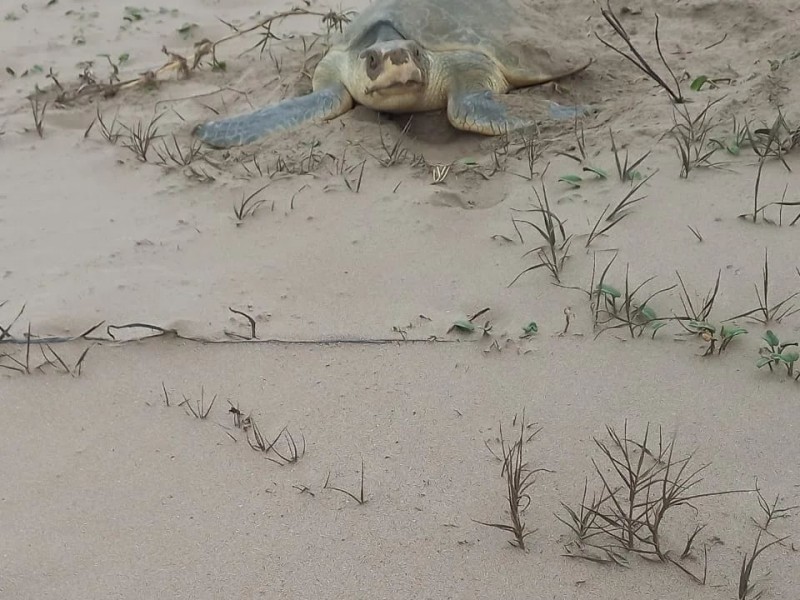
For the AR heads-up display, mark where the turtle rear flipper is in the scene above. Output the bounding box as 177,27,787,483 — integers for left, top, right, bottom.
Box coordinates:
193,84,354,148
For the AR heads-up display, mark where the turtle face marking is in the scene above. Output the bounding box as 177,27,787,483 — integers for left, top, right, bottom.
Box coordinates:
359,40,427,97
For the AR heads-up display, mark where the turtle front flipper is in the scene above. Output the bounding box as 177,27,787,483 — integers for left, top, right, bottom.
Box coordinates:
193,84,354,148
446,89,532,136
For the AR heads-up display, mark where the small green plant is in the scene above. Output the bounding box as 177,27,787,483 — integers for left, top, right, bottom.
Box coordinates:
447,307,491,335
521,321,538,338
689,74,731,92
718,325,748,353
710,115,750,155
686,322,747,356
595,264,674,339
558,167,607,188
757,330,799,378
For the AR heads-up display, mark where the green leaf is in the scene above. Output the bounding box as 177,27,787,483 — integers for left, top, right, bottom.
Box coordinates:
690,75,709,91
763,330,780,347
650,320,668,339
177,22,197,39
776,351,800,364
688,320,715,334
721,326,747,340
118,52,130,64
123,6,144,22
639,305,657,321
451,320,475,333
558,174,582,187
756,357,774,368
582,166,608,179
726,144,740,156
598,283,621,299
522,321,538,335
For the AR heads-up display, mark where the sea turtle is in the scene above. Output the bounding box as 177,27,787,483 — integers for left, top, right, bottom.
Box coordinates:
193,0,592,148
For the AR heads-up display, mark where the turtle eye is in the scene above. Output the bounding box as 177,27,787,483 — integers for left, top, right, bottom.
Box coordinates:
367,53,378,69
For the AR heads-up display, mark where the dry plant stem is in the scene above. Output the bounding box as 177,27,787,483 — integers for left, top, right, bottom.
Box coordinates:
509,174,572,285
228,307,257,340
247,420,305,465
324,458,366,504
607,171,653,221
234,183,270,222
670,99,725,178
565,422,751,582
476,413,547,550
0,302,26,342
361,117,414,167
585,173,653,247
44,8,351,103
609,129,651,181
30,98,47,138
122,113,164,162
556,477,609,544
725,249,799,324
154,134,203,166
585,204,627,247
38,344,76,375
752,488,798,534
0,323,33,374
179,386,217,419
738,530,789,600
595,1,684,104
674,269,721,332
2,323,457,346
746,111,797,172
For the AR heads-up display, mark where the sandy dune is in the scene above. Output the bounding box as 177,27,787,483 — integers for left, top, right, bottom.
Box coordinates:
2,0,799,598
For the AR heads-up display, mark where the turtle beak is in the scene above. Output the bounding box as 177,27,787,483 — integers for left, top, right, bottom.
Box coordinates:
363,45,425,95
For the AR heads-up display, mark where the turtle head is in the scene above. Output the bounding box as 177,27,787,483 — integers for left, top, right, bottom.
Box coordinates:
358,40,428,102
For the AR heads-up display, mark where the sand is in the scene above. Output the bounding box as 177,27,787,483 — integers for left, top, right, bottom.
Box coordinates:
1,0,799,598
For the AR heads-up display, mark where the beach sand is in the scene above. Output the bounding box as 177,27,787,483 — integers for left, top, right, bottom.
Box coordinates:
1,0,799,597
